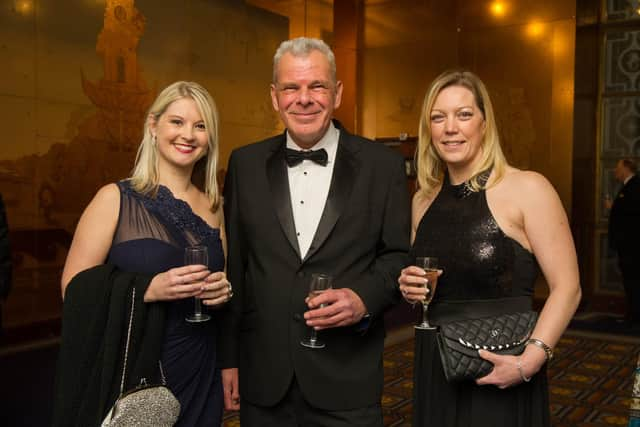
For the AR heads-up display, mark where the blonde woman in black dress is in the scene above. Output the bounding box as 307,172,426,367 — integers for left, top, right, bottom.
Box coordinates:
398,70,581,427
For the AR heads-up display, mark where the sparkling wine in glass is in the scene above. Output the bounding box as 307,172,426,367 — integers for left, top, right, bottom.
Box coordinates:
300,273,333,349
184,245,211,323
415,257,439,330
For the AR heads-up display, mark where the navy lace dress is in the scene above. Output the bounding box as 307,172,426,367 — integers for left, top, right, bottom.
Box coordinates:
411,172,550,427
107,181,224,426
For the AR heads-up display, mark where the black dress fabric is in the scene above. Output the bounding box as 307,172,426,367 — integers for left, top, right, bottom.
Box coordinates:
107,181,225,427
411,172,550,427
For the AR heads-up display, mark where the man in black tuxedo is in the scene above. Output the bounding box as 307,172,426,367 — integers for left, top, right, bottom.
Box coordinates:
219,37,410,426
608,158,640,326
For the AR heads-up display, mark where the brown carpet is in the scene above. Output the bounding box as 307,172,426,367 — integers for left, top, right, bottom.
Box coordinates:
222,330,640,426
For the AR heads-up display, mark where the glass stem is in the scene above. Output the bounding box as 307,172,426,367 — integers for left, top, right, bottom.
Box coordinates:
422,302,430,325
309,327,318,343
194,298,203,317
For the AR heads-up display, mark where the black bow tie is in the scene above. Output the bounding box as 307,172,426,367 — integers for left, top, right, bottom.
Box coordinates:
285,148,328,167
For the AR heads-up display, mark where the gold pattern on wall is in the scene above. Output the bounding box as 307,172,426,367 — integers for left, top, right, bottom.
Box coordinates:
2,0,154,331
82,0,155,152
0,0,288,335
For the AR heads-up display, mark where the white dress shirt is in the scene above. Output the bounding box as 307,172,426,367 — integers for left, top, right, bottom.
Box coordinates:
286,123,340,259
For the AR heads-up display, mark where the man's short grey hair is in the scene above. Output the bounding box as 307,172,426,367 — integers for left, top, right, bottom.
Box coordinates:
272,37,337,84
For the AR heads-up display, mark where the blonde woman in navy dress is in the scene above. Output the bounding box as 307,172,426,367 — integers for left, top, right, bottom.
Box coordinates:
60,81,232,426
398,70,581,427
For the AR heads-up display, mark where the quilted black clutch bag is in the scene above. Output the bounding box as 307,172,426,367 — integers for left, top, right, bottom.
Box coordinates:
436,311,538,382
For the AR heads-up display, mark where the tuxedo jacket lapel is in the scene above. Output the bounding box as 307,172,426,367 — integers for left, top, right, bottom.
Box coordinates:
266,139,301,259
303,132,359,263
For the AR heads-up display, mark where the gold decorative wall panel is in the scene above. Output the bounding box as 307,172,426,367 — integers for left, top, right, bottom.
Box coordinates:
360,0,459,139
0,0,288,333
361,0,575,214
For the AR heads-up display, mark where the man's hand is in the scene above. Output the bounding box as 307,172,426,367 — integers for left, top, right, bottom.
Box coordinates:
304,288,367,330
222,368,240,411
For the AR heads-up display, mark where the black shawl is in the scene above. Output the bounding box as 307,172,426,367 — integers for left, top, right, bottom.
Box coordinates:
52,264,165,427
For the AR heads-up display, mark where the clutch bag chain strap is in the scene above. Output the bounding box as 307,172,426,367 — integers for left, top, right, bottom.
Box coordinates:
118,288,169,392
118,287,136,397
102,288,180,427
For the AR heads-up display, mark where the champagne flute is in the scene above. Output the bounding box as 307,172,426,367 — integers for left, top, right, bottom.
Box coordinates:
184,245,211,323
415,257,439,330
300,273,333,349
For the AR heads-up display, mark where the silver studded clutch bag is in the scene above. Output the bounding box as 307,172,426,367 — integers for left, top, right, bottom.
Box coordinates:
101,288,180,427
101,382,180,427
436,311,538,382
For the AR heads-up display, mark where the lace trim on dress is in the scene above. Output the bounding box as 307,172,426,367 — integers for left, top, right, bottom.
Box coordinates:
119,181,220,241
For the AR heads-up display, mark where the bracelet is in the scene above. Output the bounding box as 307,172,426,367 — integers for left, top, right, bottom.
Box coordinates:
526,338,554,361
516,358,531,383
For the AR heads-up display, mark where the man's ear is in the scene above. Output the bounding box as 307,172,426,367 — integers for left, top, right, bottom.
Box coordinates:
270,84,280,112
334,80,343,110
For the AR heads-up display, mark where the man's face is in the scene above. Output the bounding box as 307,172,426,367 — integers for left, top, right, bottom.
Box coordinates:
270,50,343,149
614,160,627,183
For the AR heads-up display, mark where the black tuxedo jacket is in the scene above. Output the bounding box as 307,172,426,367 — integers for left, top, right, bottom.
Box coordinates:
609,174,640,257
219,123,410,410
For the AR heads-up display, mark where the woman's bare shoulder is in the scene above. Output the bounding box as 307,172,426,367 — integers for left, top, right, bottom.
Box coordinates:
85,183,120,214
497,167,552,192
496,167,561,213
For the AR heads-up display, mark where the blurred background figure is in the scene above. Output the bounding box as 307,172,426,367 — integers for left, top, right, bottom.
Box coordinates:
630,354,640,427
606,158,640,328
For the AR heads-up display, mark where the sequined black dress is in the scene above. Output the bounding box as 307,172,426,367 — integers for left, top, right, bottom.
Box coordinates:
411,173,550,427
107,181,224,427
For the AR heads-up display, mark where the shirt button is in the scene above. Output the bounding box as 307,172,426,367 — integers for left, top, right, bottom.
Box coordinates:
293,313,302,321
297,232,300,236
300,200,304,204
297,271,305,278
304,172,308,175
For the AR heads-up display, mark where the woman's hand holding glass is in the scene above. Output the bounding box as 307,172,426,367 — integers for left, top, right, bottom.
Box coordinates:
398,265,431,305
200,271,233,307
143,266,232,306
143,264,210,302
399,257,442,329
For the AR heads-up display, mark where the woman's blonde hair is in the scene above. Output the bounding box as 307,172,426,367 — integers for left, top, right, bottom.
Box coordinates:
416,70,507,196
130,81,220,209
